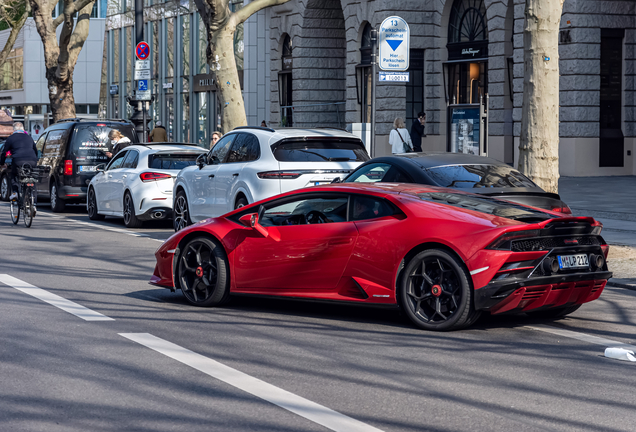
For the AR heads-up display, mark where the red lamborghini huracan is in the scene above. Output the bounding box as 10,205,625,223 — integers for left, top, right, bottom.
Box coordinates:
150,183,612,331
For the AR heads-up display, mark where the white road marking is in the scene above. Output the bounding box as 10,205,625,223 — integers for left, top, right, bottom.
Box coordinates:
120,333,385,432
525,325,636,351
0,274,114,321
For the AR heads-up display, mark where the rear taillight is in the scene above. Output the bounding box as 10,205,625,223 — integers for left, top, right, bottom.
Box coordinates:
487,229,540,250
257,171,302,179
64,160,73,175
140,172,172,182
551,204,572,214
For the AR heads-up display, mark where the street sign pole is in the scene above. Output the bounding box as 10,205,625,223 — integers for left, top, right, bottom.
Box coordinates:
370,27,378,158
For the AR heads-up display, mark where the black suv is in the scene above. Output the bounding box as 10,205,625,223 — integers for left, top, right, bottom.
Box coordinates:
36,119,138,211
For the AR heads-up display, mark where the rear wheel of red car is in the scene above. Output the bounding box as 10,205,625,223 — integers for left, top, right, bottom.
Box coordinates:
177,237,230,307
399,249,479,331
526,304,582,319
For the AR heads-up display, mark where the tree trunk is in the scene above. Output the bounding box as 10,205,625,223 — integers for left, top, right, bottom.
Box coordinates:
47,75,76,123
211,25,247,133
518,0,564,194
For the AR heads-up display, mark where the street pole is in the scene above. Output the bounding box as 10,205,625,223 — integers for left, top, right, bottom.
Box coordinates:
370,27,377,158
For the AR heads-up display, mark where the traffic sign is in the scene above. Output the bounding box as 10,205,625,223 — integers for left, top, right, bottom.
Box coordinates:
134,69,151,80
379,16,410,71
135,60,150,70
138,80,148,92
137,90,151,101
136,41,150,60
379,71,410,82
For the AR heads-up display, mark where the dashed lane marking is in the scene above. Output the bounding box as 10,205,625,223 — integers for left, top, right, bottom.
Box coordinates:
525,324,636,351
0,274,114,321
120,333,386,432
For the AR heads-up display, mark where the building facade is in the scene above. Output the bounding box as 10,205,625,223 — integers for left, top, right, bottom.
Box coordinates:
268,0,636,176
0,1,107,138
102,0,271,148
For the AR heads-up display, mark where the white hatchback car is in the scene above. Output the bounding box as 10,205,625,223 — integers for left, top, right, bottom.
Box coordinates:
87,143,207,227
172,127,370,231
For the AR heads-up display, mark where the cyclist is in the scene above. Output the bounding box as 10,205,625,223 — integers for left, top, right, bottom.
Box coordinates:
0,122,38,210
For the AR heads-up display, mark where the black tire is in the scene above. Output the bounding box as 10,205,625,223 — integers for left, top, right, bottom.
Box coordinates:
23,188,34,228
10,192,19,225
87,187,105,220
526,304,582,320
0,174,9,201
177,237,230,307
173,190,192,232
399,249,480,331
235,196,248,209
50,183,66,212
123,192,143,228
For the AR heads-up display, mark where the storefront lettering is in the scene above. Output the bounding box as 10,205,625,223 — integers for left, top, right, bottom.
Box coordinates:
462,48,480,56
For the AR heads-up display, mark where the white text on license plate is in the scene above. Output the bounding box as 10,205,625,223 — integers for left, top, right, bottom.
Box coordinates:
558,254,589,269
79,166,97,172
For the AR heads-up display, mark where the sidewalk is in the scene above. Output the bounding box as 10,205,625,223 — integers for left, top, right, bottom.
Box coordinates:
559,176,636,289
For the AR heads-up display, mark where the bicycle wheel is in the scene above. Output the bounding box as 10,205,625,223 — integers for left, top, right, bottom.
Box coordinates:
10,191,20,225
23,188,34,228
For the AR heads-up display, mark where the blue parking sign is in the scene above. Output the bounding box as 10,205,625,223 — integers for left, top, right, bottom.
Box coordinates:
138,80,148,91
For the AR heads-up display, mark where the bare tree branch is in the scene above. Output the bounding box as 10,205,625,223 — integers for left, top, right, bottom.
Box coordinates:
232,0,289,26
0,2,31,69
52,0,94,28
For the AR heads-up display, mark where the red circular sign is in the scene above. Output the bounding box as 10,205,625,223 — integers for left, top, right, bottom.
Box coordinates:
136,42,150,60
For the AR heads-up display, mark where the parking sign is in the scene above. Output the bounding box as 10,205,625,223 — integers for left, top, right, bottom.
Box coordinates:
379,17,410,71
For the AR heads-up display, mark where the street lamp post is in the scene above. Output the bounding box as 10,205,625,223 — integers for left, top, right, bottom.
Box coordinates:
370,27,377,158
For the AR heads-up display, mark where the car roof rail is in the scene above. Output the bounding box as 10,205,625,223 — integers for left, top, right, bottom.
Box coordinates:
138,142,201,146
274,126,349,132
233,126,276,133
56,118,82,123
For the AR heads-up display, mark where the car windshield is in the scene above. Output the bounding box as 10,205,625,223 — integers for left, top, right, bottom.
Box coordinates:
424,164,538,188
148,153,201,170
417,192,553,222
273,140,369,162
71,124,137,164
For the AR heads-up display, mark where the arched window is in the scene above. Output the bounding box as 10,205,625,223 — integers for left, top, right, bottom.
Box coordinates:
278,34,293,126
448,0,488,44
356,23,373,123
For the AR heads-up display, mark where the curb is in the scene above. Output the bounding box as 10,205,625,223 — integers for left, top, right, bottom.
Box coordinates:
607,279,636,291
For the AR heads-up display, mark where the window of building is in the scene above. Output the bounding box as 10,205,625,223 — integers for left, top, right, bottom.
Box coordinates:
406,49,425,132
0,48,23,91
279,34,293,126
448,0,488,44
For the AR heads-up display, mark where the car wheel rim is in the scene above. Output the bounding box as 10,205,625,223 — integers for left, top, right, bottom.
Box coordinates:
179,241,218,303
405,257,462,324
1,177,7,199
88,190,95,216
124,195,131,224
51,186,56,208
174,195,188,231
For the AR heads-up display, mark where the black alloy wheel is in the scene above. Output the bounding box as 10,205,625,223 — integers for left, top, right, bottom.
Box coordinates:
123,192,143,228
50,183,65,212
235,196,248,210
0,175,9,201
399,249,479,331
177,237,230,307
9,191,19,225
87,188,105,220
23,188,34,228
173,191,191,232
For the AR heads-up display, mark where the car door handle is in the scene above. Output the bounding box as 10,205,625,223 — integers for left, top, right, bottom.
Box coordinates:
208,174,215,178
233,173,239,177
108,174,113,178
122,175,127,179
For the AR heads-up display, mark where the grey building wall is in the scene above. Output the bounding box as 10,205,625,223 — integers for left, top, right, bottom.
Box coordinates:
244,5,272,127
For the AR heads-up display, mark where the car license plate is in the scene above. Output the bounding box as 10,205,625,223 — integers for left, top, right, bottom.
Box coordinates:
557,254,589,269
79,165,97,172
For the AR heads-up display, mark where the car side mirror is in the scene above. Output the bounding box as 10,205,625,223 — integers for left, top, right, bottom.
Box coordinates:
238,213,270,238
95,163,105,172
331,177,341,184
211,155,220,165
196,154,206,169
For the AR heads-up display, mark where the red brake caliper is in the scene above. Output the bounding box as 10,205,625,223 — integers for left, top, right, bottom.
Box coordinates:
431,284,442,297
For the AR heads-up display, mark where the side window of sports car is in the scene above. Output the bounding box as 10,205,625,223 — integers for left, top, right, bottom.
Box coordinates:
207,134,236,164
347,163,392,183
121,150,139,168
107,151,128,170
350,195,396,221
260,195,349,227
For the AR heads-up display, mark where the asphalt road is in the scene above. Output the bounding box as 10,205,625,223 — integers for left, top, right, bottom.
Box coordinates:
1,202,636,432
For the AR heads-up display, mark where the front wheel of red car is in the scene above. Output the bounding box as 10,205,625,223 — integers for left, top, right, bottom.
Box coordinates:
399,249,479,331
177,237,230,307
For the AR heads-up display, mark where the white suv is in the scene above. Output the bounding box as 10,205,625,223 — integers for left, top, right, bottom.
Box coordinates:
172,127,369,231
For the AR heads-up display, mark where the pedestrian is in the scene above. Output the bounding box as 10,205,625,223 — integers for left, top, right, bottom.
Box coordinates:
210,131,222,149
149,120,168,143
410,111,426,152
260,120,267,127
389,117,413,154
0,122,38,208
108,130,132,156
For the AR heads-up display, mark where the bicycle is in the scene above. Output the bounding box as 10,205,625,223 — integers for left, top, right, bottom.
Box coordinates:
10,163,39,228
